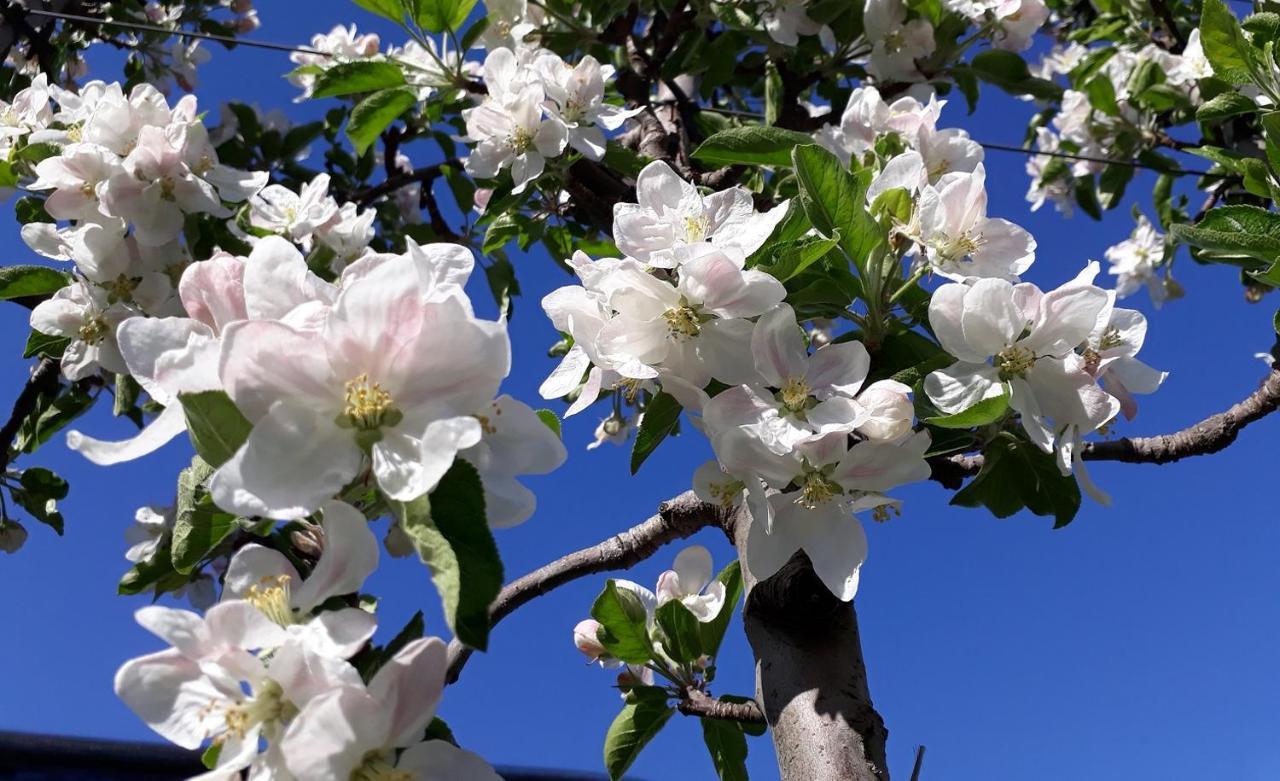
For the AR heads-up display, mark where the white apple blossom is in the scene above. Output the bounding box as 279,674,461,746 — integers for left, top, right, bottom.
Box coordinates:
1081,302,1167,421
288,24,381,100
760,0,834,47
460,394,568,527
248,173,341,246
30,280,136,381
463,69,567,193
537,53,641,160
655,545,727,622
1105,213,1174,307
209,248,509,519
594,244,785,387
124,505,171,563
613,160,790,268
923,266,1120,452
478,0,545,50
917,164,1037,280
864,0,936,82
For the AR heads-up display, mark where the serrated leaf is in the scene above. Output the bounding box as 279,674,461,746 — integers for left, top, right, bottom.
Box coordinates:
701,718,750,781
23,330,68,359
1197,91,1257,121
1170,205,1280,261
346,87,417,155
699,561,742,656
414,0,478,31
591,580,654,664
395,461,503,650
631,392,682,474
179,390,253,469
1200,0,1257,84
792,144,881,273
655,600,703,664
604,697,674,781
352,0,406,22
0,265,69,303
926,391,1009,429
692,126,815,167
311,61,406,99
535,409,562,438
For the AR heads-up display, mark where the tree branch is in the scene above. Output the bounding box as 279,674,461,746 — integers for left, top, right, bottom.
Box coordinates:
351,159,461,205
933,366,1280,481
0,357,60,474
677,687,767,725
444,490,730,683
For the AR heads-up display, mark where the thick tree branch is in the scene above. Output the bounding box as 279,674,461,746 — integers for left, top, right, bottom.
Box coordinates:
677,687,767,725
0,358,59,474
444,490,730,683
934,367,1280,481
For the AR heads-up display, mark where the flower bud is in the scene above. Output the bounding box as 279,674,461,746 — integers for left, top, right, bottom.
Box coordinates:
573,619,608,662
230,0,253,12
290,522,325,559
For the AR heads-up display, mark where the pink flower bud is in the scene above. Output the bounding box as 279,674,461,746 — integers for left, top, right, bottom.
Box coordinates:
573,619,607,662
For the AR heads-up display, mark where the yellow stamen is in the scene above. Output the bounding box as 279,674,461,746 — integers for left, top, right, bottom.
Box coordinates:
343,374,395,430
662,306,702,339
245,574,294,626
779,377,810,412
993,344,1035,380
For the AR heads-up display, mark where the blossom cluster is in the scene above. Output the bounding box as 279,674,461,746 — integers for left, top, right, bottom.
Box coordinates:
116,500,500,780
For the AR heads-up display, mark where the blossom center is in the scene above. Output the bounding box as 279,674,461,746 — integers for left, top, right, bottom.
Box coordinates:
104,273,141,305
77,315,110,346
682,213,710,242
351,753,413,781
510,125,535,154
342,374,398,431
245,574,295,626
1098,326,1123,350
662,305,702,339
779,376,811,412
993,344,1035,380
706,476,745,509
205,679,294,744
934,231,985,261
796,470,841,509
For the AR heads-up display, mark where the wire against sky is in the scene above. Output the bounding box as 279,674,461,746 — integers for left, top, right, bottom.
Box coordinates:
18,6,1215,179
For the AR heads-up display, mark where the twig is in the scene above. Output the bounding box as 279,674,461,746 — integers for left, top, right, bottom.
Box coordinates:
980,141,1213,178
0,358,59,474
909,745,927,781
351,159,461,203
444,491,731,683
676,687,766,725
936,367,1280,479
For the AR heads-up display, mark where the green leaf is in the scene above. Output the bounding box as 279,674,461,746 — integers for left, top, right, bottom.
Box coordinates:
924,391,1009,429
179,391,253,469
692,126,815,167
395,461,503,650
967,50,1063,101
792,144,881,273
630,392,682,474
591,580,654,664
1170,205,1280,261
10,467,69,534
0,265,69,303
603,696,674,781
654,600,703,664
699,561,742,656
1261,111,1280,176
603,141,650,178
114,373,141,418
357,610,425,681
311,61,407,99
171,457,236,574
535,409,562,438
1200,0,1257,84
346,87,417,155
414,0,478,31
1083,74,1119,116
755,233,839,282
701,718,750,781
201,743,222,770
351,0,407,22
14,142,60,164
951,437,1082,527
482,253,520,317
1197,91,1257,123
482,213,520,253
22,330,67,360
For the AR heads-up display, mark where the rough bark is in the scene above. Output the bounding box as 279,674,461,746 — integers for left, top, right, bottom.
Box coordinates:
725,513,890,781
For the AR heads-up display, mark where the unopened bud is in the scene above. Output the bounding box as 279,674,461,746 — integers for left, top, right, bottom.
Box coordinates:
0,521,28,554
384,522,414,558
573,619,608,662
230,0,253,12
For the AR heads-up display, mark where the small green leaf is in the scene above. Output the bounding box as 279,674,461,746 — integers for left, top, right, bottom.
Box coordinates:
311,61,407,99
201,742,222,770
591,581,654,664
951,437,1082,527
395,461,504,650
10,467,69,534
171,457,237,574
535,409,562,438
603,696,674,781
701,717,750,781
351,0,407,23
179,391,253,469
0,265,70,303
792,144,881,273
1170,205,1280,261
699,561,742,656
414,0,478,31
23,330,68,360
754,233,839,282
1196,91,1257,121
764,61,782,126
346,87,417,155
631,392,682,474
654,600,703,664
925,391,1010,429
692,126,815,167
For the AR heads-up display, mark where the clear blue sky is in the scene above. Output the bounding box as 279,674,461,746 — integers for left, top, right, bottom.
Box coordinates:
1,4,1278,779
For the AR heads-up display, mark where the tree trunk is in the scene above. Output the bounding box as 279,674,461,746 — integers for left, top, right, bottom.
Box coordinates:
727,514,890,781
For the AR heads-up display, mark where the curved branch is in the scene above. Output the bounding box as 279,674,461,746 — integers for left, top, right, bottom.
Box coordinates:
444,490,729,683
677,687,766,725
935,367,1280,480
351,159,461,205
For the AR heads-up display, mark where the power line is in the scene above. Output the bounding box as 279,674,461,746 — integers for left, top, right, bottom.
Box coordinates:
21,7,332,56
979,140,1214,177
